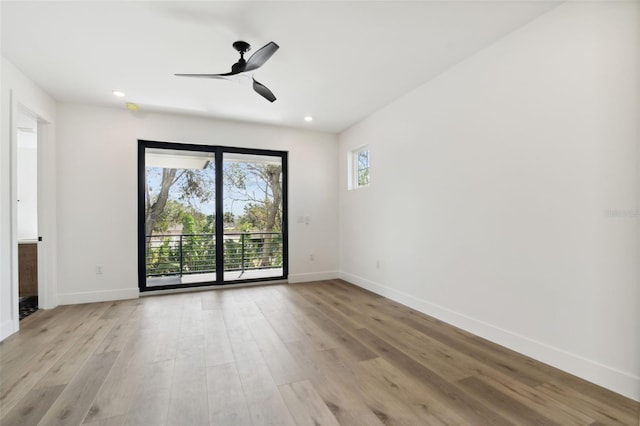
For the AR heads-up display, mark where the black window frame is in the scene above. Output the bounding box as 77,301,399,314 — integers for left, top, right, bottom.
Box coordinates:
138,139,288,292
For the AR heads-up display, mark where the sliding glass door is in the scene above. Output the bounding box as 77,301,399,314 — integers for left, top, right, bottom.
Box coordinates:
142,146,217,288
222,152,284,282
138,141,287,291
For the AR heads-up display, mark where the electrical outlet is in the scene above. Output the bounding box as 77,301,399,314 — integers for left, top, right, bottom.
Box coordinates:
309,254,315,261
376,260,380,269
96,265,103,275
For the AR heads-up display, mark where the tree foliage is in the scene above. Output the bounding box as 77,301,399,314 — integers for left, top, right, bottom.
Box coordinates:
145,160,283,276
224,162,282,232
145,165,214,236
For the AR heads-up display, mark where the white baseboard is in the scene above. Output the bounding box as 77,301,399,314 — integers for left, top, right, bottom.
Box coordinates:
1,319,19,341
57,288,139,305
288,271,339,284
339,272,640,402
141,279,288,296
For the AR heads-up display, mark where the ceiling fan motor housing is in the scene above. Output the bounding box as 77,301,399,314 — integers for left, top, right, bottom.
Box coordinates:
231,41,250,72
232,41,251,54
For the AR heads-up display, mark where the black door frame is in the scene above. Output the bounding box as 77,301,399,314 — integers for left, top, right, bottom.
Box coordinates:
137,140,288,292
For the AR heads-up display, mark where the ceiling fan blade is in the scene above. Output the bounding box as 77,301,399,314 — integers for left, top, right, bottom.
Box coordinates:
253,78,276,102
245,42,279,72
174,72,236,79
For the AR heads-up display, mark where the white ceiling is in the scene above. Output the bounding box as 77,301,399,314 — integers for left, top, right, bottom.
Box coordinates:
1,1,559,133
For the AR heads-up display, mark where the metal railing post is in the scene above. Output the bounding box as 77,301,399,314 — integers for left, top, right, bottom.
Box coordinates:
241,233,245,273
179,235,184,276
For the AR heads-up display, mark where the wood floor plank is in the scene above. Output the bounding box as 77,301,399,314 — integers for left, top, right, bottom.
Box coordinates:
244,388,296,426
1,303,111,415
123,359,174,426
36,318,116,388
363,320,483,382
233,340,296,426
296,285,368,331
242,301,308,386
474,373,596,425
0,305,78,378
83,414,127,426
544,374,640,421
265,311,312,343
203,313,235,367
458,376,561,425
0,306,70,364
272,288,342,352
279,380,340,426
285,341,386,426
94,320,136,355
132,324,180,365
347,286,553,388
166,335,209,426
98,300,138,321
296,285,474,379
279,287,376,360
94,301,143,355
206,362,252,426
232,338,281,392
537,381,638,425
222,303,256,353
38,351,118,426
82,344,145,423
298,307,376,362
3,304,81,341
0,384,65,426
316,348,429,426
124,387,171,426
332,280,570,391
358,357,467,425
354,327,514,425
201,290,225,311
178,302,204,337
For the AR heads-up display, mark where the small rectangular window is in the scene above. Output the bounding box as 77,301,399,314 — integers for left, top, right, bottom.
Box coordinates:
349,146,370,189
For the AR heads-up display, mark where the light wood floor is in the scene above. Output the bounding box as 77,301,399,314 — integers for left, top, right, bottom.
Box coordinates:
1,280,638,425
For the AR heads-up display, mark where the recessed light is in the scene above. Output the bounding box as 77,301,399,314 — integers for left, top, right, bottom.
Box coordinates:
112,90,125,97
304,116,313,122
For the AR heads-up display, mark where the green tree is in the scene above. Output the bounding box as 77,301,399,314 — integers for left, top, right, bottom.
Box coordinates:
238,203,266,230
223,212,235,226
225,162,282,267
145,165,214,237
145,164,215,276
152,200,187,233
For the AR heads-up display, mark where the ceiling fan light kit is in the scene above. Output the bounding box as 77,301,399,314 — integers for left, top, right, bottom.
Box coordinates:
176,40,279,102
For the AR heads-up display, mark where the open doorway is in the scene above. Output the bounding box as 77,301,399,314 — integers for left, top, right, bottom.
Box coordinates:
16,111,39,319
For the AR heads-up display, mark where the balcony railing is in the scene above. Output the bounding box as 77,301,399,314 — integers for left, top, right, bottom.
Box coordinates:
146,232,283,277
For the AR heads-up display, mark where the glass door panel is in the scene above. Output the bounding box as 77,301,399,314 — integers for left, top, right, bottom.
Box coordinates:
143,147,216,288
222,153,284,282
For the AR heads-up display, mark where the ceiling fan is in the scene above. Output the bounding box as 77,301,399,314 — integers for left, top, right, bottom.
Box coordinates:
176,40,279,102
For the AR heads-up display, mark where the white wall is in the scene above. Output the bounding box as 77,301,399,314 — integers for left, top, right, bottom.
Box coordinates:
1,57,57,340
55,104,339,304
17,128,38,241
338,1,639,401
